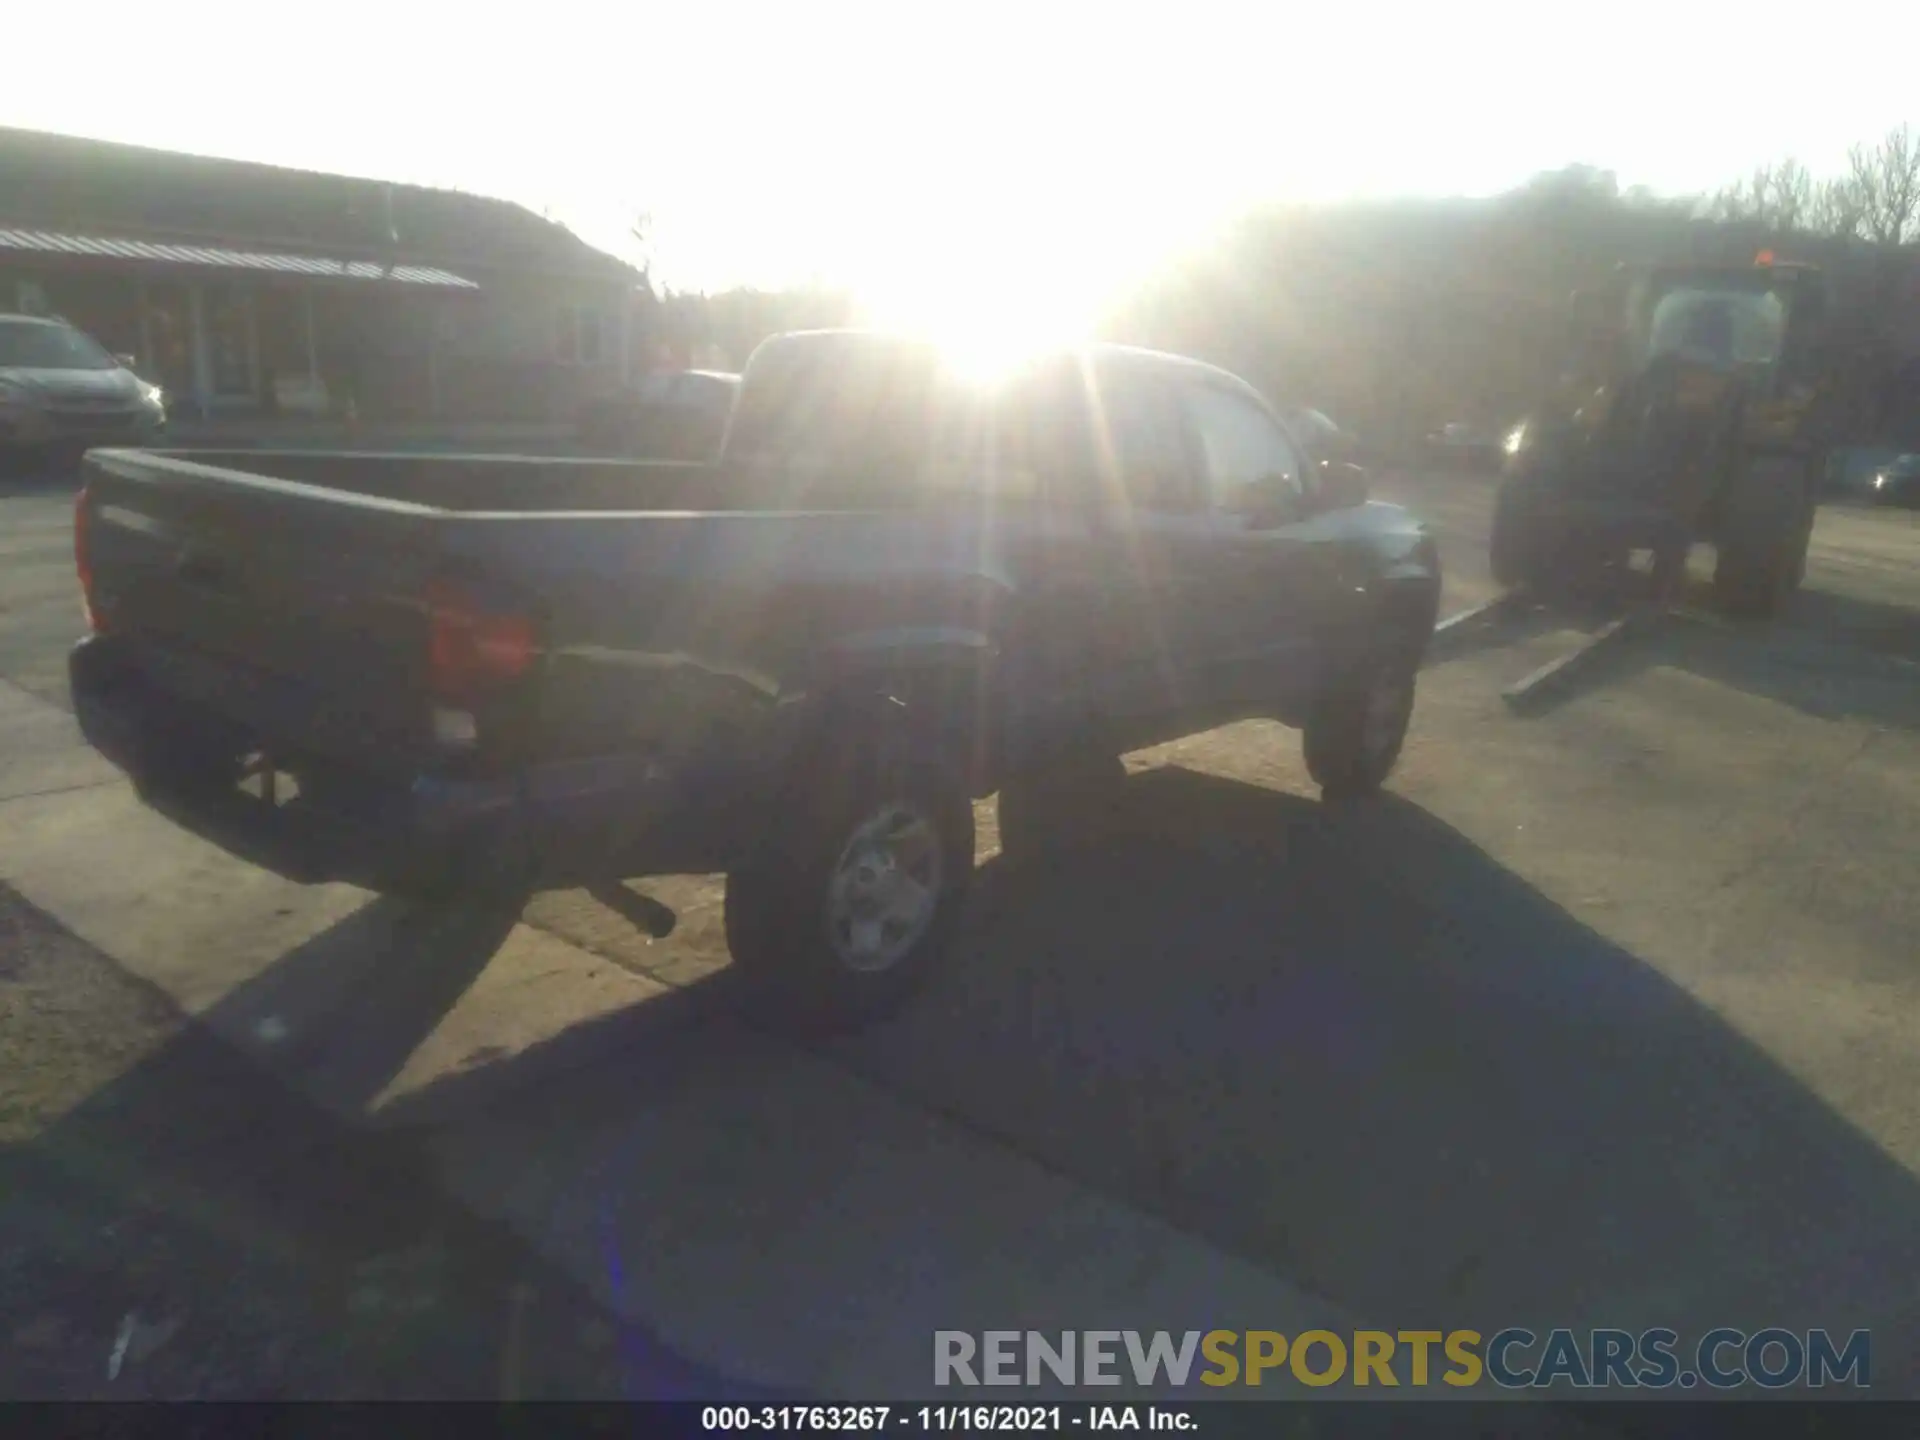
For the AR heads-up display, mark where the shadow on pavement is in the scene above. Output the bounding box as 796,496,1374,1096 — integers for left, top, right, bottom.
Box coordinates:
0,880,782,1401
360,763,1920,1396
1490,581,1920,730
1392,471,1920,729
22,757,1913,1397
824,769,1920,1391
586,881,680,940
213,897,521,1115
1426,592,1624,669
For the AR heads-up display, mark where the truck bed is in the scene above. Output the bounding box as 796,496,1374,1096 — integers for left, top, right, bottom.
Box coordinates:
72,446,1019,889
140,448,728,513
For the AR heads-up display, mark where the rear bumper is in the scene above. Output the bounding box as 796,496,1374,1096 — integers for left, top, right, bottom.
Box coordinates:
70,634,529,895
70,634,758,895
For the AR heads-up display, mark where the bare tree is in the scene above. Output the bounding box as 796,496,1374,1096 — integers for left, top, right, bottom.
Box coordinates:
1848,124,1920,246
1807,175,1868,240
1767,158,1813,233
1704,164,1768,224
1706,158,1813,234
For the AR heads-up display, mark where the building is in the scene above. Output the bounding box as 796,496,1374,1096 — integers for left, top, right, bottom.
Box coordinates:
0,126,651,424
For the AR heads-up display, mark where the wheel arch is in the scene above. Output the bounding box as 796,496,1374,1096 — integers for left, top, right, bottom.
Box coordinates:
792,628,1008,798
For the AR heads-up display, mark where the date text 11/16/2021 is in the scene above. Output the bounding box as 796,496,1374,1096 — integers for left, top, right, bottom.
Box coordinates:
701,1405,1193,1432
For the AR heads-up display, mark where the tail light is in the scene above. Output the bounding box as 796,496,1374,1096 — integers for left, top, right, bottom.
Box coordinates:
75,485,101,633
424,576,537,704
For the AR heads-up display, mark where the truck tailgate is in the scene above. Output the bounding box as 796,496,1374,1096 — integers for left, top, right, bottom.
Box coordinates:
80,451,446,775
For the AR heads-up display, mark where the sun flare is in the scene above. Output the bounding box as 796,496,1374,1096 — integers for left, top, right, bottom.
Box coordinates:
853,247,1119,383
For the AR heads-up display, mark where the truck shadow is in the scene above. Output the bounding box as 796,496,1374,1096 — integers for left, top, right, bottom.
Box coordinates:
364,764,1919,1394
17,754,1917,1393
822,769,1920,1362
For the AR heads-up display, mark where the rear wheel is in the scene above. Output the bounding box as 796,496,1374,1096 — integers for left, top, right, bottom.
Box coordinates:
1713,457,1811,618
724,724,973,1035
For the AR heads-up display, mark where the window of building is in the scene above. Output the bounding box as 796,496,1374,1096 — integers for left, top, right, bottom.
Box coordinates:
557,305,612,366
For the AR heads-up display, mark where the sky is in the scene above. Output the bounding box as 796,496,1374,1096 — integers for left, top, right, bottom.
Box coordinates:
6,0,1915,347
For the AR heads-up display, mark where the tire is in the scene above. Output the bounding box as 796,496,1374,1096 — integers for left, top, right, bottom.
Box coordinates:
1490,474,1549,592
1713,458,1811,619
1788,467,1817,591
995,750,1127,865
724,722,974,1036
1303,631,1421,802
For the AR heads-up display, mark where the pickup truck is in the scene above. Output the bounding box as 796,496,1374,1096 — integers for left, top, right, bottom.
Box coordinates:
69,330,1441,1032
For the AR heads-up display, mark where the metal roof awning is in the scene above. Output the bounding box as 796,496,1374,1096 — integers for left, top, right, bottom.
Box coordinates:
0,226,478,289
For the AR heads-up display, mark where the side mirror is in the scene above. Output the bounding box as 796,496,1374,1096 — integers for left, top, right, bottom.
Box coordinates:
1316,459,1369,510
113,353,139,371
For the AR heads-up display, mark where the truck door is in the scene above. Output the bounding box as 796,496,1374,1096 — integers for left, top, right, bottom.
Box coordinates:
1175,377,1344,720
1064,361,1240,742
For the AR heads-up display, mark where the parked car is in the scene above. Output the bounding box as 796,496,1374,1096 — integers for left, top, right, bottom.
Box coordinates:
576,368,740,459
0,314,165,470
69,329,1440,1033
1869,453,1920,507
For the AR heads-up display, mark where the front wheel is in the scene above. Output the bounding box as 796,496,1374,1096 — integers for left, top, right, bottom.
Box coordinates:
1303,640,1420,801
1490,475,1551,592
1789,475,1816,591
1712,458,1810,619
724,729,974,1035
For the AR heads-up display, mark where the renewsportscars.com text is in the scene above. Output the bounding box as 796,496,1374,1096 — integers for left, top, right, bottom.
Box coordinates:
934,1328,1870,1390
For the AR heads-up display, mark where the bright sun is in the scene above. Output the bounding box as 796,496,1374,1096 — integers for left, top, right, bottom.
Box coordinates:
853,244,1122,382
